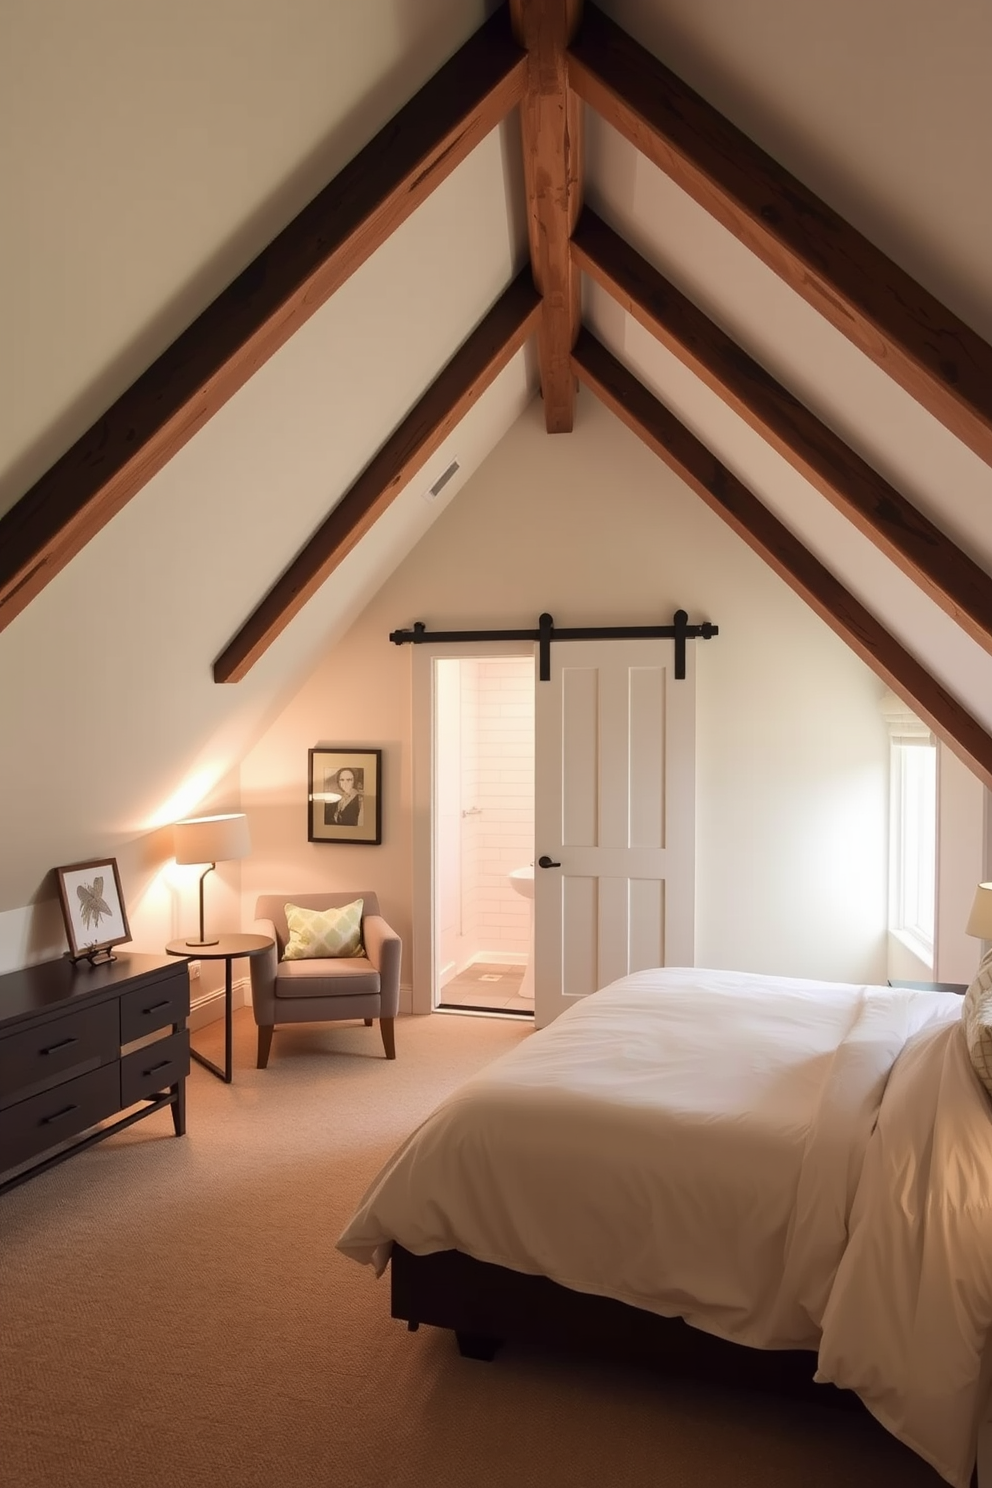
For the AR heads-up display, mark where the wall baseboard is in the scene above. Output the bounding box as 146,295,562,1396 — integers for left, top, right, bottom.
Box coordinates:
188,975,250,1031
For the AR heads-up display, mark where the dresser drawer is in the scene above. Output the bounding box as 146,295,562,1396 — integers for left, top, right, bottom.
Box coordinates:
121,1030,189,1106
120,971,189,1042
0,1000,119,1104
0,1063,121,1172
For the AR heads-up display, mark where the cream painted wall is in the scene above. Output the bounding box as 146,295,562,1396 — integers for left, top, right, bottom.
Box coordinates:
600,0,992,341
241,393,892,993
1,0,502,515
0,0,531,979
4,0,987,1000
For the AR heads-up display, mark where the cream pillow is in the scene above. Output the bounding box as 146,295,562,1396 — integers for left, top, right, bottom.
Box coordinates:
961,948,992,1097
282,899,365,960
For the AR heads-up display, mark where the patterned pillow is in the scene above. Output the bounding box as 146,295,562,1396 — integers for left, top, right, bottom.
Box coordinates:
282,899,365,960
961,948,992,1096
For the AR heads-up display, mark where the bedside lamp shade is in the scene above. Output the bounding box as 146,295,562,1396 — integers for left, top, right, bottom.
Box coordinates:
173,813,251,948
966,883,992,943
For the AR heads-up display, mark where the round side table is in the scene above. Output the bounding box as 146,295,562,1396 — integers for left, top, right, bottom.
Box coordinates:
166,932,273,1083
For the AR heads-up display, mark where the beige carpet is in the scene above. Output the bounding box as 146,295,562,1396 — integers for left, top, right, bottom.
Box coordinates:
1,1008,944,1488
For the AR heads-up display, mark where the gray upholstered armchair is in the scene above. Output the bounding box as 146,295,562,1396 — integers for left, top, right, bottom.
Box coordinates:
249,892,401,1069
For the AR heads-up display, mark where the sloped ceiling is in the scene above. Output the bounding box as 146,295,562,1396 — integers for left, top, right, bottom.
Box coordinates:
1,0,990,912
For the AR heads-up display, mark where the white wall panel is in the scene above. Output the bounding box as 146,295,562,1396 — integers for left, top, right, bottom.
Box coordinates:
562,670,600,848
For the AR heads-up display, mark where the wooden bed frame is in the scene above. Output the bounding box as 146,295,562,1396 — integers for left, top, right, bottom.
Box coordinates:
392,1245,992,1486
390,1243,858,1408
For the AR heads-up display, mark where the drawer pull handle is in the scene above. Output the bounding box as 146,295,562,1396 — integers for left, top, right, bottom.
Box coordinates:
41,1036,78,1055
146,1060,171,1075
42,1104,79,1125
144,1000,171,1014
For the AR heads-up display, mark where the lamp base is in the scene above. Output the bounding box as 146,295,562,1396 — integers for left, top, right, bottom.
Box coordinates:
185,936,219,948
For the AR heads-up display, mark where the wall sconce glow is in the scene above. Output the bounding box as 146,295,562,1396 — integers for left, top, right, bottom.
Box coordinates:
149,770,223,831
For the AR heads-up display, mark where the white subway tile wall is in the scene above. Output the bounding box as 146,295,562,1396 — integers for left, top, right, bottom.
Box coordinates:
460,660,481,958
460,657,534,961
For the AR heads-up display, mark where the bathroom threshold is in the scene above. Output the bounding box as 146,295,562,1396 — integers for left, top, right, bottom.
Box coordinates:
434,1003,534,1020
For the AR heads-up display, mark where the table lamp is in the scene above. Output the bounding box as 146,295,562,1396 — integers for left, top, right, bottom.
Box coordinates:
966,882,992,965
173,813,251,947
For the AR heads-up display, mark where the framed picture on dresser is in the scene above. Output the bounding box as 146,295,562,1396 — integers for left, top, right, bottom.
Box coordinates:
308,747,382,845
55,857,132,962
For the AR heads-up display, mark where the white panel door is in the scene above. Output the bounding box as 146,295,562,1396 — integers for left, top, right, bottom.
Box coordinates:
534,640,695,1026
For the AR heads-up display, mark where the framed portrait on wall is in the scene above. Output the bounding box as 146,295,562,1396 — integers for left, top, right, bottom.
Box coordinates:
308,747,382,845
55,857,132,962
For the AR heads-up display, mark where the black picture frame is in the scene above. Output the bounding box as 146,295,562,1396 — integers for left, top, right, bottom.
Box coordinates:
308,748,382,844
55,857,132,963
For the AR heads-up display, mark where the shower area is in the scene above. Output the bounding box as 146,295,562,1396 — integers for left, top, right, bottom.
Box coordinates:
433,655,535,1016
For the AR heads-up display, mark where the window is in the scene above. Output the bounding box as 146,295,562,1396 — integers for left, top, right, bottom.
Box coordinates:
881,690,936,966
891,738,936,955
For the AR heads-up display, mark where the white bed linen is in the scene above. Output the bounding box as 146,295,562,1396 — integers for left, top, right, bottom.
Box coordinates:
816,1013,992,1487
337,967,983,1483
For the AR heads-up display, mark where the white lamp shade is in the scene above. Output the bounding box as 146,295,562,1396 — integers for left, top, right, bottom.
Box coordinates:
966,882,992,940
173,813,251,866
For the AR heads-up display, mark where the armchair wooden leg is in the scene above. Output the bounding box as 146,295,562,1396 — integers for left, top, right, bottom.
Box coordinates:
364,1017,373,1026
379,1016,396,1060
257,1025,274,1069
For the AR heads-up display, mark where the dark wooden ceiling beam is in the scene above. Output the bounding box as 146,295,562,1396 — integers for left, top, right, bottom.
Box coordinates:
214,272,542,683
572,209,992,657
568,4,992,467
0,9,527,636
509,0,583,432
572,328,992,791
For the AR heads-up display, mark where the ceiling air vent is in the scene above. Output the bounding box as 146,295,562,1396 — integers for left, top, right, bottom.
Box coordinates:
422,460,460,502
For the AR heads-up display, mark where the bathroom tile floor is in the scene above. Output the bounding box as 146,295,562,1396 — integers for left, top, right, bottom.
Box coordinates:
438,962,533,1014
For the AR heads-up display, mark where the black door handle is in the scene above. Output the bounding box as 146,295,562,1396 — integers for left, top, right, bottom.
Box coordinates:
537,855,561,868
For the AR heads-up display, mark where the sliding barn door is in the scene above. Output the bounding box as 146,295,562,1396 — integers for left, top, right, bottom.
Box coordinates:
533,640,695,1027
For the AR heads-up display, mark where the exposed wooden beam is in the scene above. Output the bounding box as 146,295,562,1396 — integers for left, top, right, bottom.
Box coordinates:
214,272,542,683
568,4,992,468
572,328,992,791
0,10,527,637
572,209,992,658
510,0,583,432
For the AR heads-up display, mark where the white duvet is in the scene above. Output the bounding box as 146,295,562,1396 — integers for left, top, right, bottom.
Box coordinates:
337,967,992,1486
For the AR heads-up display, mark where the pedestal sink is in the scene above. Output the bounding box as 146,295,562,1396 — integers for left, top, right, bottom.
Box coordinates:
508,866,535,1002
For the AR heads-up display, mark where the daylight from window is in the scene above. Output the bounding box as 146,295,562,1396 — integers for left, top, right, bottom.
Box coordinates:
890,739,936,960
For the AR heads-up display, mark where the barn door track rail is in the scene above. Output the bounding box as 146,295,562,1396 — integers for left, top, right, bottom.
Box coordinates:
389,609,719,680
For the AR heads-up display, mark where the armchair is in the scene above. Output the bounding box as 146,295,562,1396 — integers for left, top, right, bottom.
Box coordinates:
249,892,401,1069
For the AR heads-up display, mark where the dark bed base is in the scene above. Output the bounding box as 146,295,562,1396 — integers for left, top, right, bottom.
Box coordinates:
389,1245,859,1410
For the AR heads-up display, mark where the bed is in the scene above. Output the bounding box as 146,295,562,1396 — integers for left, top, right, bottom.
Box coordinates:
337,965,992,1488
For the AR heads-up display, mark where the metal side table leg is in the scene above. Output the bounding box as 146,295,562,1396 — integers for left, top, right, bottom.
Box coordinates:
189,955,233,1083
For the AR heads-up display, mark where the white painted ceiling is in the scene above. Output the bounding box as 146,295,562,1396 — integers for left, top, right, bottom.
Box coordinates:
1,0,990,908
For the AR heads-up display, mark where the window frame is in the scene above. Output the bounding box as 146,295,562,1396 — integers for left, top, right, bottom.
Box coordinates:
888,735,936,965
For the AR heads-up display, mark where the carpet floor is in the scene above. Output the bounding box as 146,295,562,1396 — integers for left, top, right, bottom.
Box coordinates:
0,1007,944,1487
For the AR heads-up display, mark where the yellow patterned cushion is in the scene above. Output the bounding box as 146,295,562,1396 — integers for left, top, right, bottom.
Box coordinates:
961,949,992,1097
282,899,364,960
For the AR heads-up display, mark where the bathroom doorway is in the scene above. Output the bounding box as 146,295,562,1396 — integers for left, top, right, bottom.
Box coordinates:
432,654,535,1017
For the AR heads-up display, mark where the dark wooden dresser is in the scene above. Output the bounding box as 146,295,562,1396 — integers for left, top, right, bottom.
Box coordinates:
0,952,189,1195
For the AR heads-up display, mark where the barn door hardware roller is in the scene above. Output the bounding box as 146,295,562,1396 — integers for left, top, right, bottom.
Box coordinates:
389,609,719,681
